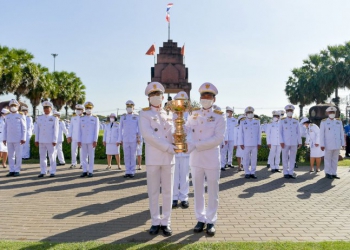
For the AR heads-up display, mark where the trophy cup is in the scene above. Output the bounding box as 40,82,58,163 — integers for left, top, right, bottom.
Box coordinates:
166,95,192,153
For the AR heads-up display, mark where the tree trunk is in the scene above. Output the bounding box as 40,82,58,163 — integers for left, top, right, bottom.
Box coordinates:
32,105,37,121
299,104,304,118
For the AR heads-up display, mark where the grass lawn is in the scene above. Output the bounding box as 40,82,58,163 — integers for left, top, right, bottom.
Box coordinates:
1,241,350,250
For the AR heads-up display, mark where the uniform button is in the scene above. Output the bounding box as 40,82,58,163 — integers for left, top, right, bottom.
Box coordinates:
201,122,203,124
199,139,201,141
166,136,167,138
200,130,202,133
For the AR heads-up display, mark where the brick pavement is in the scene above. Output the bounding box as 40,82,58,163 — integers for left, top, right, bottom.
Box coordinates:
0,163,350,243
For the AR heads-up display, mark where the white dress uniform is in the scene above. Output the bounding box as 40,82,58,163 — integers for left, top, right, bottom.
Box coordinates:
320,117,345,176
22,116,33,158
79,114,99,174
103,122,120,155
139,105,175,226
68,114,83,166
55,120,68,164
3,112,26,173
0,117,8,152
305,123,324,158
136,138,143,156
118,113,140,175
234,124,244,158
220,116,237,167
266,121,282,170
238,117,261,175
279,117,302,176
186,106,226,224
35,115,59,175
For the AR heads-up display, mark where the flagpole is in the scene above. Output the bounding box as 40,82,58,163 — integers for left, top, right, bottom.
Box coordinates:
168,22,170,40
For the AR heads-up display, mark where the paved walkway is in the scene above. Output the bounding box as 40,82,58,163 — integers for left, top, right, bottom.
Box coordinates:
1,163,350,244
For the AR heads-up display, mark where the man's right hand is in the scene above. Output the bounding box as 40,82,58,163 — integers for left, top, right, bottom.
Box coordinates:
240,145,245,150
35,142,39,147
267,144,271,149
280,143,285,149
321,146,325,151
67,137,72,143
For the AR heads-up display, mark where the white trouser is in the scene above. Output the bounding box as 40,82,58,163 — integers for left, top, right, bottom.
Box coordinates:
268,145,282,169
123,141,137,175
220,140,235,167
71,141,82,165
55,142,65,164
21,134,31,158
39,143,56,174
324,149,339,175
243,146,258,175
282,145,297,175
7,142,22,173
173,155,190,201
81,143,95,173
146,164,174,226
191,166,220,224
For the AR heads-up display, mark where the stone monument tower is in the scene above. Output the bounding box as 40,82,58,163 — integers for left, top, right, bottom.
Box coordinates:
148,40,192,99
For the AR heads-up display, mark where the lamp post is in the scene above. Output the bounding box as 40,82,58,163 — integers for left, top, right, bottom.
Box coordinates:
51,53,58,72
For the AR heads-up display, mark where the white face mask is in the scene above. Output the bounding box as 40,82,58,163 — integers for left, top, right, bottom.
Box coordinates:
126,107,133,113
329,114,335,119
286,112,293,117
149,95,163,107
10,106,18,112
85,109,92,115
110,117,115,122
75,110,81,116
247,113,254,119
273,117,279,122
200,99,214,109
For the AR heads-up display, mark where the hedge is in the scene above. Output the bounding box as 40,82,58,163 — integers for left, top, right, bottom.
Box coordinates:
29,134,308,163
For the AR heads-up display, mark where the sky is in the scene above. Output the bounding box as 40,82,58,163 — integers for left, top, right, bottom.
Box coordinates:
1,0,350,117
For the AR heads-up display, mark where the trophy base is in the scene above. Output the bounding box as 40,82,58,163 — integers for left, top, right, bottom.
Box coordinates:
175,143,187,153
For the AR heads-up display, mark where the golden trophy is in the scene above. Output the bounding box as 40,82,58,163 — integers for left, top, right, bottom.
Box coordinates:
166,95,192,153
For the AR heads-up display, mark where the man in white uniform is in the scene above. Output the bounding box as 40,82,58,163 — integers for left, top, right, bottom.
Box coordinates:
67,104,84,169
78,101,99,178
320,106,345,179
186,82,226,236
118,100,141,178
266,110,282,173
220,106,236,170
139,82,176,237
279,104,302,179
35,101,59,177
53,111,68,166
238,106,261,179
3,99,26,177
21,106,33,160
0,108,10,169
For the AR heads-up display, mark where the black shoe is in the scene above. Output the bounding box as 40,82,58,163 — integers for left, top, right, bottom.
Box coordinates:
271,169,276,173
57,162,65,166
332,175,340,179
275,169,281,172
250,174,257,179
69,165,76,169
88,173,93,178
160,225,172,236
181,200,189,208
6,172,15,177
325,174,333,179
193,221,205,233
267,164,270,169
13,172,20,177
206,223,216,236
228,164,234,168
38,174,44,178
129,174,134,178
149,225,160,235
80,172,88,177
244,174,250,179
295,163,298,168
220,168,226,171
284,174,290,179
123,174,130,178
49,174,55,178
289,174,296,179
172,200,178,208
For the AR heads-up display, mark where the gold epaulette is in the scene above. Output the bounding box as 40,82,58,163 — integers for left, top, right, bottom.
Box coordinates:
253,118,260,120
192,107,200,111
19,112,24,115
72,113,77,117
281,117,286,120
214,110,224,115
241,118,246,121
336,118,341,120
322,118,327,121
92,114,98,117
142,107,151,111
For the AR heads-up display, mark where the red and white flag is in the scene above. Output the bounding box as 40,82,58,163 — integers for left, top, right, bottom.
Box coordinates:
145,44,156,55
166,3,173,23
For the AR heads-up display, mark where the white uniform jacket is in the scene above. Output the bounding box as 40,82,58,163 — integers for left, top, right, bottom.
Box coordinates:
278,117,302,145
266,121,280,146
118,113,141,143
57,120,68,143
224,117,237,141
26,116,34,137
139,107,175,166
79,115,99,144
103,122,119,143
238,118,261,146
35,115,59,143
3,112,26,143
68,115,81,141
320,118,345,150
305,123,320,147
186,108,226,169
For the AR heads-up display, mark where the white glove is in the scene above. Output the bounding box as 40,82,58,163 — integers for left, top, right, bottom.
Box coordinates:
166,145,178,154
186,142,196,154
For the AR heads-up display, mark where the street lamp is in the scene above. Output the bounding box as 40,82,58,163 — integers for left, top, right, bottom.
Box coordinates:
51,53,58,72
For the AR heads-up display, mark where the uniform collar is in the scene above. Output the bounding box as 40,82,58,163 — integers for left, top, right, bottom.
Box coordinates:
151,106,162,112
201,107,213,113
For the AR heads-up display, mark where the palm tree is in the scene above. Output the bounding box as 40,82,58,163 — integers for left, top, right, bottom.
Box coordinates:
66,77,86,117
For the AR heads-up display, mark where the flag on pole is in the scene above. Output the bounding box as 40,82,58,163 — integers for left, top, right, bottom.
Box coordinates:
166,3,173,23
145,44,156,55
181,44,185,56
